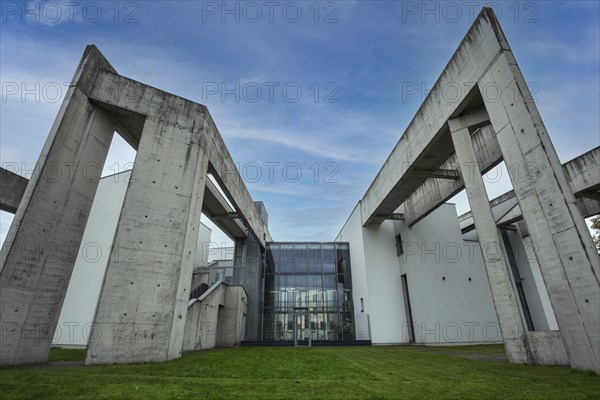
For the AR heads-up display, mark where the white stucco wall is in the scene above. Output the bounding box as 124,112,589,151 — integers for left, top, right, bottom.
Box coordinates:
395,204,500,344
520,235,559,330
194,222,212,268
335,203,371,341
337,202,502,345
53,171,130,346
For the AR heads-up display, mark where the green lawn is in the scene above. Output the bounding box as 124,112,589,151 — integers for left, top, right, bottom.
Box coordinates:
1,345,599,399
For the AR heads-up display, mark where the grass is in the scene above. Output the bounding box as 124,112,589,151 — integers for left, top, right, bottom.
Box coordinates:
48,347,87,362
1,345,599,399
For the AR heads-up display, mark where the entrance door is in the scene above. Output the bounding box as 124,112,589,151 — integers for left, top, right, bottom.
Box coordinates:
293,307,311,347
401,274,415,343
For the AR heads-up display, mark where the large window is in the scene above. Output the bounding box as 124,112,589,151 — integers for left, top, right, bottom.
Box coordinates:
260,242,354,341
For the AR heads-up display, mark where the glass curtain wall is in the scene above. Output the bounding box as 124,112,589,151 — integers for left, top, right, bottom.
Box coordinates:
260,242,354,341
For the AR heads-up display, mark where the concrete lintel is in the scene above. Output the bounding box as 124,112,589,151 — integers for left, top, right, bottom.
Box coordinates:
563,146,600,198
0,165,249,240
578,190,600,201
576,197,600,218
389,213,405,221
496,203,523,226
410,169,460,180
405,124,502,226
211,212,241,220
0,168,28,214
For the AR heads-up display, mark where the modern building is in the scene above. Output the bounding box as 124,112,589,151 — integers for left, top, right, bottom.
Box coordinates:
258,242,357,344
1,8,598,372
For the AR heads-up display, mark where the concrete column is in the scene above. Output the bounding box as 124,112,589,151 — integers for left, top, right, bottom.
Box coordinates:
0,91,115,365
233,236,262,341
86,117,208,365
479,52,600,372
449,116,530,364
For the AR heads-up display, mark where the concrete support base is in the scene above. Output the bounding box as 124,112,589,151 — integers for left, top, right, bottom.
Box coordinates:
449,116,530,364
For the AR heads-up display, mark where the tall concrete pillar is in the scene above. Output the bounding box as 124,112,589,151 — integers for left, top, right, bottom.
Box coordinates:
0,92,116,365
479,52,600,372
86,117,208,365
233,235,263,341
449,116,530,364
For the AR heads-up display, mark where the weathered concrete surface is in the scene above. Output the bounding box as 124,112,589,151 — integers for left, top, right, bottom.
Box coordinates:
526,331,570,366
216,286,247,347
0,46,118,366
480,47,600,372
85,116,210,364
0,168,28,214
183,282,226,352
450,116,529,364
232,235,262,341
563,147,600,200
576,197,600,219
203,177,246,239
182,282,246,351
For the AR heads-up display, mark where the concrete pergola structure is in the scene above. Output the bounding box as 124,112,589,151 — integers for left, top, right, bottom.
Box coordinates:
0,45,270,366
359,8,599,372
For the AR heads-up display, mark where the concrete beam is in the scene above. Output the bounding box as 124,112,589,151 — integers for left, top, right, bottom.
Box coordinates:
564,147,600,198
410,169,460,180
404,124,502,226
0,168,28,214
388,213,405,221
87,70,268,247
576,197,600,218
450,116,530,364
0,166,248,240
202,178,246,239
458,148,600,230
360,8,503,226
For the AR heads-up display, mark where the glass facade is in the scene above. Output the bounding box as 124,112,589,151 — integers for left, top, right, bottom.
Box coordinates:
260,242,355,341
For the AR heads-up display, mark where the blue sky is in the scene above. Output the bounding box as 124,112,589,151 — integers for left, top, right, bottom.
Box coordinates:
1,1,599,244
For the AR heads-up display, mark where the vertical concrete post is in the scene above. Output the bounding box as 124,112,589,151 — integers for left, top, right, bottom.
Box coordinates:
479,52,600,372
86,117,208,365
0,93,115,365
233,235,262,341
449,116,530,364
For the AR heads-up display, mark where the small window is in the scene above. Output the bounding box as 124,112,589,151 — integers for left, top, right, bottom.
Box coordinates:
395,234,404,256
